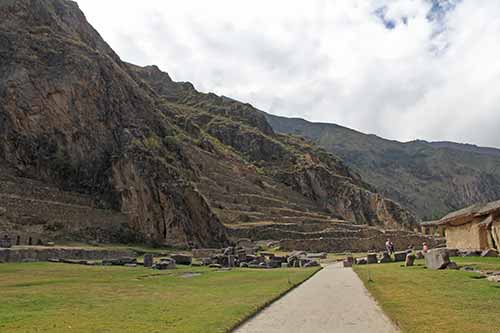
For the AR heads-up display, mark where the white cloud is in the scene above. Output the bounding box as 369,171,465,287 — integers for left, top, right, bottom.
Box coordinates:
76,0,500,148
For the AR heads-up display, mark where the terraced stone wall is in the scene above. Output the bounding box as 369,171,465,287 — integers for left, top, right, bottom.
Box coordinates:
279,232,443,252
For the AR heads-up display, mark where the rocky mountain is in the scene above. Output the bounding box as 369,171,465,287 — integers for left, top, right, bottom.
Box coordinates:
266,114,500,220
0,0,416,247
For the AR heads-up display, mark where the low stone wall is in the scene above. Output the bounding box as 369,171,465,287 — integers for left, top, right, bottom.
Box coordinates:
279,234,443,253
0,247,136,263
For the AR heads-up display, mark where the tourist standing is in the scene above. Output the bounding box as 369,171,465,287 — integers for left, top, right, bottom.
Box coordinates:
385,239,394,255
422,242,429,253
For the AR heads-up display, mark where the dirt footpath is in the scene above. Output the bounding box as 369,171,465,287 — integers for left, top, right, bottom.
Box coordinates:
234,263,399,333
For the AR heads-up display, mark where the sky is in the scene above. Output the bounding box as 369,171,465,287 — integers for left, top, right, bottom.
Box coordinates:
76,0,500,148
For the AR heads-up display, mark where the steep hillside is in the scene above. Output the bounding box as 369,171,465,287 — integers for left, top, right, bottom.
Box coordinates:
0,0,228,247
0,0,417,247
266,114,500,220
129,64,416,232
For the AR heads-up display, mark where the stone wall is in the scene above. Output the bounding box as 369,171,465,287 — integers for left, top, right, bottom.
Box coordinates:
0,247,136,263
279,232,443,252
0,187,136,243
226,221,384,241
0,175,94,207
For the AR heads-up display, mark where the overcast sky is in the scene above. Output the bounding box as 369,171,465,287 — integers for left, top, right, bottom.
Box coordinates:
76,0,500,148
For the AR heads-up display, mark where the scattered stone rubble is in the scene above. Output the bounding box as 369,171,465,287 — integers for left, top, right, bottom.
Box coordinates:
190,243,321,270
341,247,466,270
12,239,321,271
193,247,320,269
460,266,500,282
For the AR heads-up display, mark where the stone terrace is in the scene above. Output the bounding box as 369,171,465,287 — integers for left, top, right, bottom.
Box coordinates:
0,169,133,244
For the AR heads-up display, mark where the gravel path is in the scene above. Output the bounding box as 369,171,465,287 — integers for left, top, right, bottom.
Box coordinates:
234,263,399,333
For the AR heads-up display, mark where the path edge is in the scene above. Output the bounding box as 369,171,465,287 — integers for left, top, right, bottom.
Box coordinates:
227,266,324,333
352,266,402,332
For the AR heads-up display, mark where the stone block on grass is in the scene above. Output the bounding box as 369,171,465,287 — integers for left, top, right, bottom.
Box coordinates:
405,254,416,267
394,251,408,262
171,254,192,265
424,248,450,270
356,258,367,265
379,252,392,263
155,258,176,270
143,254,153,268
343,260,353,268
367,253,378,264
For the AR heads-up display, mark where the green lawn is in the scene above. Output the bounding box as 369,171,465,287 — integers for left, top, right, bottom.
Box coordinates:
354,258,500,333
0,263,319,333
453,256,500,271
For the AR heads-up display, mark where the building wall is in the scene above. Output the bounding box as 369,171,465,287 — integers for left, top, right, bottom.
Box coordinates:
445,221,488,250
492,219,500,249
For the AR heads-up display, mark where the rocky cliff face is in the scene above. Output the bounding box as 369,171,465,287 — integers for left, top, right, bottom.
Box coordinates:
0,0,228,247
0,0,416,247
266,114,500,220
130,64,416,231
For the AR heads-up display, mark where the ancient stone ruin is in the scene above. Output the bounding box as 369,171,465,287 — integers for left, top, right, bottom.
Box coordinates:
192,246,320,270
420,200,500,252
0,234,12,248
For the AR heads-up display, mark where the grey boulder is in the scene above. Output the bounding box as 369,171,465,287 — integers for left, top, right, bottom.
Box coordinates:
424,249,450,270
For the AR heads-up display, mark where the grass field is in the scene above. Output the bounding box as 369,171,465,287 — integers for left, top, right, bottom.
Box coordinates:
0,262,319,333
354,257,500,333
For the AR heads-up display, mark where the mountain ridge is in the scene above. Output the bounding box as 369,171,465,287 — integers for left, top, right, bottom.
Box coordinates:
265,113,500,220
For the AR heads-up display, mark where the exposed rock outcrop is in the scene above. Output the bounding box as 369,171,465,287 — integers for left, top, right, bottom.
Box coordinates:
0,0,227,247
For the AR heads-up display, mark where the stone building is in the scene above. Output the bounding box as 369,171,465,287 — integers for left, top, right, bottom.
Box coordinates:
420,200,500,251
